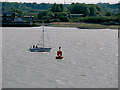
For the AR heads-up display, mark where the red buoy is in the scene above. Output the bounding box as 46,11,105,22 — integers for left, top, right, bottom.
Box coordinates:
56,47,63,59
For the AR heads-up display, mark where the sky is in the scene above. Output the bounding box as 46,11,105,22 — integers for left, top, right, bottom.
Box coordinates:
1,0,119,4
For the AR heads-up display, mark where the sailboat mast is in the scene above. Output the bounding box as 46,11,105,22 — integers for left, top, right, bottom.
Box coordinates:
42,21,44,48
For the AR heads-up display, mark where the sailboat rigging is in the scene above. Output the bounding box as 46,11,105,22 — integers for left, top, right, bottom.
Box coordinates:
29,21,51,52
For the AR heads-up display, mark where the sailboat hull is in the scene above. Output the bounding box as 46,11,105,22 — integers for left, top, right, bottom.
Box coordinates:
29,48,51,52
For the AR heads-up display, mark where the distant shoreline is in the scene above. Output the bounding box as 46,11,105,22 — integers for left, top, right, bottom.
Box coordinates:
2,22,119,29
46,22,119,29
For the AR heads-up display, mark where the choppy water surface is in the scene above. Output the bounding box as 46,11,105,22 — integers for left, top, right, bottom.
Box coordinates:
2,27,118,88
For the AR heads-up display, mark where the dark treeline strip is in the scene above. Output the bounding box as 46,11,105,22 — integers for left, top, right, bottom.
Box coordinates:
2,2,119,14
2,2,120,24
73,15,120,24
96,3,119,13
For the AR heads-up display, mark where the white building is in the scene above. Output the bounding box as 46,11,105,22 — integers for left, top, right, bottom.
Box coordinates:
14,17,23,22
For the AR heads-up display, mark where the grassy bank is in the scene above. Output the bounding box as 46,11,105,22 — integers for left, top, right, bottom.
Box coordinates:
46,22,119,29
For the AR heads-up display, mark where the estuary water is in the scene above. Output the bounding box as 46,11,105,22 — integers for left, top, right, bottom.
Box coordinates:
2,27,118,88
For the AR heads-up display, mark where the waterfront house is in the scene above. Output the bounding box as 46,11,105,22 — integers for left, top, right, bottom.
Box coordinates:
14,16,23,22
2,11,15,22
2,11,30,27
70,14,84,18
24,16,34,22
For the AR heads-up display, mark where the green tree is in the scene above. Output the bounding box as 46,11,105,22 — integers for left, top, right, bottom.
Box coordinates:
60,4,64,12
37,10,48,19
84,7,90,16
89,6,97,16
10,8,23,17
105,12,113,16
56,4,61,12
51,3,64,12
67,3,100,16
51,3,57,12
46,11,54,18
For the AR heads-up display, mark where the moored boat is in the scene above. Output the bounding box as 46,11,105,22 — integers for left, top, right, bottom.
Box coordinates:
29,21,51,52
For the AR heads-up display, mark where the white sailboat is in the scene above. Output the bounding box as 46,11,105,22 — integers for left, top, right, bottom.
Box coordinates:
29,21,51,52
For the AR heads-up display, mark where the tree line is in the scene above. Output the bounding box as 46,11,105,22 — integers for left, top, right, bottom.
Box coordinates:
2,2,120,24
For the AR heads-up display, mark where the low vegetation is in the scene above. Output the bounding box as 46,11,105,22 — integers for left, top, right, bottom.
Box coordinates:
2,2,120,28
